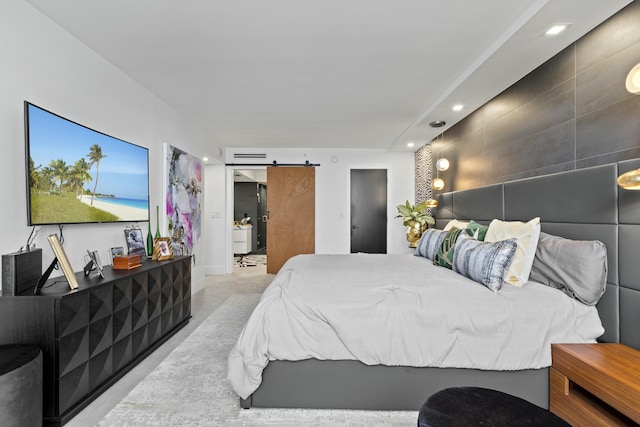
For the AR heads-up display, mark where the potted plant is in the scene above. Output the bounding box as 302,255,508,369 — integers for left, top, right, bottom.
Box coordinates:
396,200,435,247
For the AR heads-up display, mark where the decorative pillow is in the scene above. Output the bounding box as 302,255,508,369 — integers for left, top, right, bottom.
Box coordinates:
529,232,608,306
453,233,518,292
443,219,469,231
414,228,447,261
485,217,541,287
434,227,464,269
466,220,489,241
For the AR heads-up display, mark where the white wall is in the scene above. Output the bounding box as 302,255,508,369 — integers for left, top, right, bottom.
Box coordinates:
203,148,415,274
1,0,214,293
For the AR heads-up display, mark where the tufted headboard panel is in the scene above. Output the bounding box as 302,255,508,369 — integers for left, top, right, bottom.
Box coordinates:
432,160,640,349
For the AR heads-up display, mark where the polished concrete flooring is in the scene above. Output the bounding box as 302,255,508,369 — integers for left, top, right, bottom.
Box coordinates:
66,264,274,427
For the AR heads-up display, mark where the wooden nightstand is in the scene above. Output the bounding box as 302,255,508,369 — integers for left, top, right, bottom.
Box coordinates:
550,343,640,426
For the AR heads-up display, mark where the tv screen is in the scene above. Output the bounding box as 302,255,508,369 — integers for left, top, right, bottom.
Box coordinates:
24,102,150,225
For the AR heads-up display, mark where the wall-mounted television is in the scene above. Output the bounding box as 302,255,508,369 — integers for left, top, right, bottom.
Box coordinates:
24,101,150,225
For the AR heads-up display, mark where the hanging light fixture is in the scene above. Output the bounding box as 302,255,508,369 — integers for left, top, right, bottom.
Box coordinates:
436,158,449,171
617,169,640,190
616,64,640,189
431,178,445,191
425,198,439,208
432,133,446,191
626,63,640,94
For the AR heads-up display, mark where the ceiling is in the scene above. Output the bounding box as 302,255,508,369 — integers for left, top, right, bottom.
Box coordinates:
24,0,633,156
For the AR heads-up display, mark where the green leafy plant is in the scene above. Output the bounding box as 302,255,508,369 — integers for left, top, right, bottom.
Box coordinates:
396,200,435,228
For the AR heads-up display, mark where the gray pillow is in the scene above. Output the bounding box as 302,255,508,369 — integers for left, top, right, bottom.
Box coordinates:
529,232,607,306
453,233,518,292
414,228,447,261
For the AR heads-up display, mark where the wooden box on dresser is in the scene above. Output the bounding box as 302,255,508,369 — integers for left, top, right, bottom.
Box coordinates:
0,255,191,426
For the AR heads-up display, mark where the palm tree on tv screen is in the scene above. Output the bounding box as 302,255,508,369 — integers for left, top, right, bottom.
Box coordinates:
69,158,92,197
87,144,106,206
49,158,68,197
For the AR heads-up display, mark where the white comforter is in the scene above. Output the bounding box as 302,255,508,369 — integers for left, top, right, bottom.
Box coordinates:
227,254,604,399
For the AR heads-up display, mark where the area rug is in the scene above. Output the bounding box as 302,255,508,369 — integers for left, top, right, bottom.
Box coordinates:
234,254,267,268
98,294,417,426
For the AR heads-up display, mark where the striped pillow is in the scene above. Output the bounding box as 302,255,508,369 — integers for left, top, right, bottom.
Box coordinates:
453,233,518,292
414,228,447,261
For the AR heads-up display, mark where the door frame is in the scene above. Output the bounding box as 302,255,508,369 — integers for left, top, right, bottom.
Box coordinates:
225,166,267,274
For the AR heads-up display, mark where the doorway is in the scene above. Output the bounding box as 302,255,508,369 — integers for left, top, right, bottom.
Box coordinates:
350,169,387,254
233,169,267,257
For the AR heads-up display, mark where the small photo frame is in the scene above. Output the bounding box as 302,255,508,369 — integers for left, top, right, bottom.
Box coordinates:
110,246,125,265
124,227,147,257
85,250,105,279
153,237,174,261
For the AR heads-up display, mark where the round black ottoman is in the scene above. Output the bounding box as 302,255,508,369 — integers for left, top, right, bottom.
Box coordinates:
0,345,43,427
418,387,569,427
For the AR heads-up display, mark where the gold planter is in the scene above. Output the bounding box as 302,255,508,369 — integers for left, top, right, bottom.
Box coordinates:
406,222,428,248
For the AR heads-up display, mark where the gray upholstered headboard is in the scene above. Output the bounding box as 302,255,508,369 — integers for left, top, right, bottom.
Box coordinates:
432,158,640,350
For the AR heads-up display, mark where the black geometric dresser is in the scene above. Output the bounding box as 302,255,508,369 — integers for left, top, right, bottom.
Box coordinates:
0,255,191,426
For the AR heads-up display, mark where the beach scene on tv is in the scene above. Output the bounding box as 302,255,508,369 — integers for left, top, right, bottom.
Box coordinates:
27,104,149,225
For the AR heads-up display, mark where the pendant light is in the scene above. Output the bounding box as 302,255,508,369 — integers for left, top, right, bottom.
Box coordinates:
616,63,640,189
432,133,446,191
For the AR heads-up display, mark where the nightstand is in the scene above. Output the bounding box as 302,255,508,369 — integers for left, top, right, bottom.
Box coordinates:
550,343,640,426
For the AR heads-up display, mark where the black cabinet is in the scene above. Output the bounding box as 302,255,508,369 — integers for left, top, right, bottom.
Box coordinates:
0,256,191,426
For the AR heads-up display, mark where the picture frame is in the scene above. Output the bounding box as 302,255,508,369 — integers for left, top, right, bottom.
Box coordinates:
153,237,174,261
47,234,79,290
110,246,125,265
90,250,104,278
124,227,147,257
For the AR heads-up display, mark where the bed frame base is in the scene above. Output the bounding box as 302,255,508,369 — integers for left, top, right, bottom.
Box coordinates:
241,359,549,411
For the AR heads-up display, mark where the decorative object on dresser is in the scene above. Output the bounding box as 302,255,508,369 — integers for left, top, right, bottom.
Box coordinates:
0,256,191,426
1,248,42,296
550,343,640,426
124,226,146,257
47,234,78,290
112,253,142,270
83,249,105,278
110,246,124,265
153,237,174,261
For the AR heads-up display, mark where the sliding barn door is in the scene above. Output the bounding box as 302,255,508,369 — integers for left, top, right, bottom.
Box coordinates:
266,167,315,273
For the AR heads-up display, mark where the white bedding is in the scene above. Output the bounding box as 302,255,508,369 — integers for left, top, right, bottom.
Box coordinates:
227,253,604,399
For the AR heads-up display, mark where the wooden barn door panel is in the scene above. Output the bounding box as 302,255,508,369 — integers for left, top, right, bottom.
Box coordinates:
266,167,315,273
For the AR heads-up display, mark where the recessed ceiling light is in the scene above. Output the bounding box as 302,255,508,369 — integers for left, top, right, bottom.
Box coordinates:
429,120,446,128
546,24,568,36
407,142,415,148
452,104,463,112
203,157,209,162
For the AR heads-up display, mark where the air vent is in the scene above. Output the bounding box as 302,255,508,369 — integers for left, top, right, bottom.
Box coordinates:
233,153,267,159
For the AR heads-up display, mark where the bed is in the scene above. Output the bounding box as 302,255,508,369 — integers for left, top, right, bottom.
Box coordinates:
229,159,640,411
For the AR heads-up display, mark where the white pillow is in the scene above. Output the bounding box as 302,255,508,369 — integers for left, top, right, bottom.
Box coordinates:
443,219,470,231
485,217,541,287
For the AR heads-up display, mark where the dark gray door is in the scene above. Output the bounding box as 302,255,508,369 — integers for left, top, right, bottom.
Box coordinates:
350,169,387,253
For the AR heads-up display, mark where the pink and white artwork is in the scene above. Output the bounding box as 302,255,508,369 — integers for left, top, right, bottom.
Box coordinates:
164,144,202,262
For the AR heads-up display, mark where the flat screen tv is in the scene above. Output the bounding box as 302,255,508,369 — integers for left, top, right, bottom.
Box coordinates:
24,101,150,225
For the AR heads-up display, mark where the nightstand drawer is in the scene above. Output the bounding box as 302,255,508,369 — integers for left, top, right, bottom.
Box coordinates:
550,344,640,426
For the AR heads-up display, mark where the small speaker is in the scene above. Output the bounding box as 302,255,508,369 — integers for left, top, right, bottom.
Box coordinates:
2,249,42,296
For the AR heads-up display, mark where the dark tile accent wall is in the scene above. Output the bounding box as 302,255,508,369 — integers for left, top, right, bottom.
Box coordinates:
429,1,640,191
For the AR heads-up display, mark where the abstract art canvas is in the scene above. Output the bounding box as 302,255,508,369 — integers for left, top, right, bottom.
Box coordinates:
164,144,203,263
